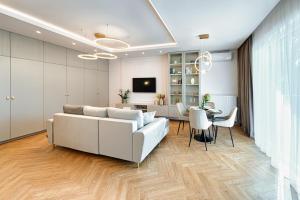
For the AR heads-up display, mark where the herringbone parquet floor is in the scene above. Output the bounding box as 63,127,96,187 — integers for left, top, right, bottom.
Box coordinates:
0,121,278,200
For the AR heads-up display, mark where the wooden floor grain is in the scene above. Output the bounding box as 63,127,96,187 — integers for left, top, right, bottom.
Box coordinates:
0,121,278,200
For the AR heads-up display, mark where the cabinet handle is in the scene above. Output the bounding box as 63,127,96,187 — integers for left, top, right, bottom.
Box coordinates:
5,96,10,100
11,96,15,100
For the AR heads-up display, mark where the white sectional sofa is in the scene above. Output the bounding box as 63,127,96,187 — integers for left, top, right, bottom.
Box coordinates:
47,106,169,166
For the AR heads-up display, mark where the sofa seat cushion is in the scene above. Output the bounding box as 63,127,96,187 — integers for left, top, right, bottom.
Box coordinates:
107,108,144,128
83,106,108,118
63,104,84,115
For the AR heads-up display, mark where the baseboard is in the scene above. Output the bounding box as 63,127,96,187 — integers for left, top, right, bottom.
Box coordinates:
0,130,46,145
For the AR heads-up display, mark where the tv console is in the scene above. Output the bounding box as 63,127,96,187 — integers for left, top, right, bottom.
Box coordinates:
115,103,178,119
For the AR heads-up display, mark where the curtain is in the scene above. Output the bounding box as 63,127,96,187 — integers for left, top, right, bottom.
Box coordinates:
237,36,254,137
252,0,300,194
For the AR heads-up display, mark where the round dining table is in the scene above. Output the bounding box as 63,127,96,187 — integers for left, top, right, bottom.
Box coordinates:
189,106,223,143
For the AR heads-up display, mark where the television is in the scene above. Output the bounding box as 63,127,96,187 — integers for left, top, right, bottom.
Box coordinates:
132,78,156,93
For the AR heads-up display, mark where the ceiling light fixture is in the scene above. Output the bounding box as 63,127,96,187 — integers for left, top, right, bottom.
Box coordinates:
159,50,162,53
72,42,76,45
94,52,118,60
125,53,128,56
36,30,41,34
78,54,98,60
194,34,212,74
142,52,145,55
94,25,130,50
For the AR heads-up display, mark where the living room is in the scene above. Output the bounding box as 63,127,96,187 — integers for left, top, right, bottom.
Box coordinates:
0,0,299,199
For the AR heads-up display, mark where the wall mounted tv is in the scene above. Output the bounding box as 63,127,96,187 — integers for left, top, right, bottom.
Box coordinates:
132,78,156,93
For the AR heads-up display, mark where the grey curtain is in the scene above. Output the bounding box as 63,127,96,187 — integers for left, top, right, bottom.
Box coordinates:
237,36,254,137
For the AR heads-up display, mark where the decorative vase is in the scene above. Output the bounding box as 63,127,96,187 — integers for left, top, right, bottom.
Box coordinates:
122,99,128,104
191,78,195,85
159,98,163,106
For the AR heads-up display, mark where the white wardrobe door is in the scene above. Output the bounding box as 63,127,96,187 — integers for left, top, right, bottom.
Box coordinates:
44,63,67,122
98,71,109,106
0,56,11,141
11,58,44,138
84,69,99,106
67,67,84,105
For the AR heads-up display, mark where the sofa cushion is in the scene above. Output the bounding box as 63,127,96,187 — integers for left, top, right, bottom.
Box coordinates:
83,106,108,118
143,111,156,125
107,108,144,128
63,104,83,115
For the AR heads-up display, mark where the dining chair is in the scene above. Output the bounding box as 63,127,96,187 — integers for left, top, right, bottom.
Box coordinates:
189,108,212,151
176,103,190,135
213,107,238,147
205,101,215,109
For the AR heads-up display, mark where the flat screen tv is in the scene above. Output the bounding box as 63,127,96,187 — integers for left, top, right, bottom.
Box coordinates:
132,78,156,93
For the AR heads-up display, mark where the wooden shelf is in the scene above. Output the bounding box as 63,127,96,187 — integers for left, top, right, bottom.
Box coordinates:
170,84,182,86
186,73,199,76
186,84,199,86
170,74,182,76
170,63,182,66
170,94,182,96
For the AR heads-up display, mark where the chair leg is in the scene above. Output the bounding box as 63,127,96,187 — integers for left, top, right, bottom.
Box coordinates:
188,122,191,135
189,128,194,147
203,130,208,151
177,121,181,135
228,127,235,147
214,126,218,144
208,128,211,144
182,121,185,129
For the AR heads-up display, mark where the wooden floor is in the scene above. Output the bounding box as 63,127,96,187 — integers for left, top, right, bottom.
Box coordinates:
0,121,278,200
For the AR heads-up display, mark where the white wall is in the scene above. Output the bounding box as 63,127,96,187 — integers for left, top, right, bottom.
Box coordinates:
201,51,238,96
109,52,238,106
109,56,168,106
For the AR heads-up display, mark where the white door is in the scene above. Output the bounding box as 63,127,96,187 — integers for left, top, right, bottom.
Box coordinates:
0,56,11,141
44,63,67,123
84,69,98,106
98,71,109,106
67,67,84,105
11,58,44,138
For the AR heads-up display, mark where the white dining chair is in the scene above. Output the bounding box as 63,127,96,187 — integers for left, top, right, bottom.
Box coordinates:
176,103,190,135
213,107,238,147
189,108,212,151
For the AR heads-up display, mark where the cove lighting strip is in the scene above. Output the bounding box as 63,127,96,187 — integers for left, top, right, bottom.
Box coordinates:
0,1,177,52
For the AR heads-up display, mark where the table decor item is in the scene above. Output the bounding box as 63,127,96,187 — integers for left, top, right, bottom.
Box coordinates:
118,89,130,104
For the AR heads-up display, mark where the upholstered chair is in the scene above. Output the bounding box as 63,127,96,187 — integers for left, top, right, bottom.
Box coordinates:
176,103,190,135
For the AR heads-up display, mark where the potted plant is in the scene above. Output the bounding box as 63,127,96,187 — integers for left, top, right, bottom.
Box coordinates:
201,93,211,108
118,89,130,104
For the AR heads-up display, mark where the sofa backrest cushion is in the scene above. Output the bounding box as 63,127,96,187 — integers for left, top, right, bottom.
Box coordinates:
83,106,108,118
107,108,144,128
63,104,84,115
143,111,156,125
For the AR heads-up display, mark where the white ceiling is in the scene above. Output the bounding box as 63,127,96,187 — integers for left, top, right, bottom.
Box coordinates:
0,0,279,58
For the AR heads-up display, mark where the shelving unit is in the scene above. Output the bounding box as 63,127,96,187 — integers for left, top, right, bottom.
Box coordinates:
169,52,201,107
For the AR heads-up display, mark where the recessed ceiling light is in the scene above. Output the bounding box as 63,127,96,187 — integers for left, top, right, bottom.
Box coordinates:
72,42,76,45
94,49,98,52
159,50,162,53
36,30,41,34
142,52,145,55
125,53,128,56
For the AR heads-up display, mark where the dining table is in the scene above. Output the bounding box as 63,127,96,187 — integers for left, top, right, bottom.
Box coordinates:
189,106,223,143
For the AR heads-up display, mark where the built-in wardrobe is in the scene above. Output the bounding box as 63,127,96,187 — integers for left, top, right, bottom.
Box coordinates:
0,29,109,142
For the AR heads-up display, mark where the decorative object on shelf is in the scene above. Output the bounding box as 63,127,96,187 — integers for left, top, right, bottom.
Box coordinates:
170,68,176,74
174,60,178,64
191,77,195,85
201,93,211,108
194,34,213,74
186,67,192,75
118,89,130,104
172,79,177,84
177,79,182,84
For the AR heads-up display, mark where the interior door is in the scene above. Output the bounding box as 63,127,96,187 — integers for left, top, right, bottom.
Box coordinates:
44,63,67,123
84,69,98,106
67,67,84,105
0,56,11,141
11,58,44,138
98,71,109,106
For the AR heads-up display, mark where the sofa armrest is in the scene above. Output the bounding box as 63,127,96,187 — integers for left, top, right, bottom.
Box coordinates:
99,118,138,161
47,119,54,144
133,118,168,163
